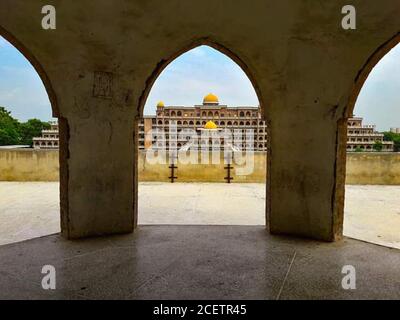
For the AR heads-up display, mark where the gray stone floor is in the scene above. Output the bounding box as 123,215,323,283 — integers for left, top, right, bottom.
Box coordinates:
0,182,399,299
0,225,399,300
0,182,399,249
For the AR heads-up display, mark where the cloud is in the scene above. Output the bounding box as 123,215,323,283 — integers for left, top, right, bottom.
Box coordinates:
0,36,52,121
355,44,400,131
0,36,399,131
144,46,259,115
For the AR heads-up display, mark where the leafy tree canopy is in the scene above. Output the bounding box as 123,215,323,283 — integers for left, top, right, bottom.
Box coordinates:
0,106,51,147
383,131,400,152
373,140,383,152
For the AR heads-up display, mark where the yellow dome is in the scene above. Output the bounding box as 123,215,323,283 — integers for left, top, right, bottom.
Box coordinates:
204,121,218,130
157,101,165,108
203,93,219,104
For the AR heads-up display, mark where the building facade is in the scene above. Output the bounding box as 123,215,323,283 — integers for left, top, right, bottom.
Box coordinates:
390,128,400,134
138,93,268,152
32,121,59,149
32,96,394,153
347,117,394,152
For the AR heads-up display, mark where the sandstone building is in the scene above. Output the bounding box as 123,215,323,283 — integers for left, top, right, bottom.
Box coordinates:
32,121,59,149
347,116,394,152
32,99,394,153
139,93,268,152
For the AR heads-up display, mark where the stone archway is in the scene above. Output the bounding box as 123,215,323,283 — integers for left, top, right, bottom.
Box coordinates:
332,32,400,240
135,40,270,230
0,1,398,242
0,26,70,237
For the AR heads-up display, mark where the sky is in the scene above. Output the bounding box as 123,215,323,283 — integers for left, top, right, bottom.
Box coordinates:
0,36,399,131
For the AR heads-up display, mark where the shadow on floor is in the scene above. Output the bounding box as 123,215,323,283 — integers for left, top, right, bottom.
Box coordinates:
0,225,399,300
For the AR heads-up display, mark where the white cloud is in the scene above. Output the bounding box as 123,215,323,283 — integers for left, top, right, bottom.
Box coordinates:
144,46,259,115
355,44,400,131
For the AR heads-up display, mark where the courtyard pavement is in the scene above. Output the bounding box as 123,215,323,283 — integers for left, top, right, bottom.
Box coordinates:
0,182,399,249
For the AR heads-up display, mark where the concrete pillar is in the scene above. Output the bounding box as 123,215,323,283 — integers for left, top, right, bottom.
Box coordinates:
59,91,136,239
267,109,342,241
265,38,349,242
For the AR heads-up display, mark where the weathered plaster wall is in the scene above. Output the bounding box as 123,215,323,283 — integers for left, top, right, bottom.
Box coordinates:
0,0,399,240
138,152,267,183
3,150,400,186
346,153,400,185
0,149,59,181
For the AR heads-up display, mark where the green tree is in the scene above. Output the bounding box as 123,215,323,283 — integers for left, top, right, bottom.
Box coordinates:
373,141,383,152
354,146,363,152
0,106,51,147
0,106,21,145
383,131,400,152
19,119,51,146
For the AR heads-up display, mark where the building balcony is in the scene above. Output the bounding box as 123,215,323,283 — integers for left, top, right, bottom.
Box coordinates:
42,130,59,134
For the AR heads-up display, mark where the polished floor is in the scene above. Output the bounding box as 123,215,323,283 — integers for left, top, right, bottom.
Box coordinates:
0,225,399,300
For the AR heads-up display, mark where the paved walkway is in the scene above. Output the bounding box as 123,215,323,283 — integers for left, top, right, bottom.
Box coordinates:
0,182,399,249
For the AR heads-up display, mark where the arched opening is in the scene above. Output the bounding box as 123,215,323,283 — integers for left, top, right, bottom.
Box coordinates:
341,36,400,249
137,44,267,227
0,34,60,245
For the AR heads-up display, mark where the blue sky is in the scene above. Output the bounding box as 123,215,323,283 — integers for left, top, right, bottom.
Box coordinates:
0,36,399,131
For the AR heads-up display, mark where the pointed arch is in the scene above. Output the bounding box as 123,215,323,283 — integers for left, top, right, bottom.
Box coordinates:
345,32,400,117
0,25,59,117
137,38,265,120
333,31,400,241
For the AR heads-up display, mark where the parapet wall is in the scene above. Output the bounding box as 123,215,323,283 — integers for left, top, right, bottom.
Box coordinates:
345,152,400,185
0,149,59,181
1,149,399,185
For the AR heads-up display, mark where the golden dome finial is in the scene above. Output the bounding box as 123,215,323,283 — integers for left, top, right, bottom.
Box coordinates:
204,121,218,130
157,101,165,108
203,93,219,105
